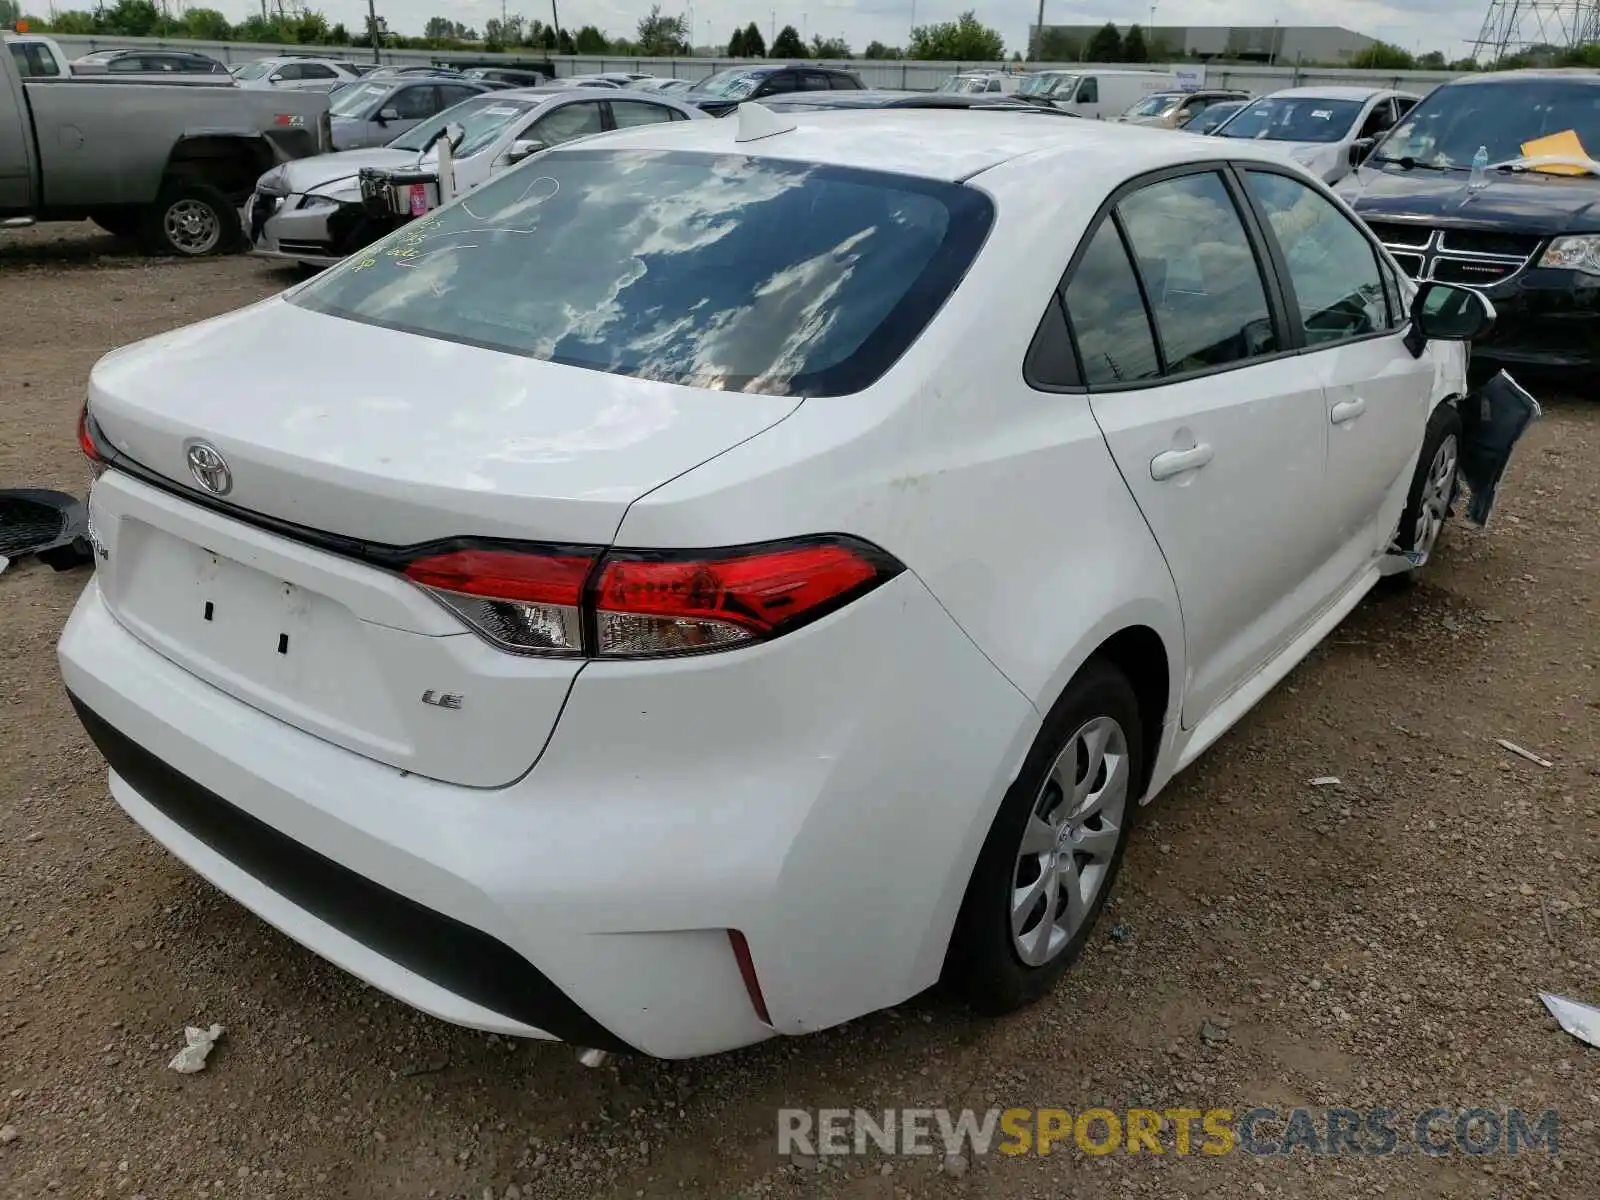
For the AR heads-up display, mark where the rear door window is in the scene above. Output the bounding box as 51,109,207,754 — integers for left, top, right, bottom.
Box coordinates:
293,149,994,397
1115,172,1279,374
609,100,680,128
530,100,605,144
1063,220,1161,386
392,86,439,120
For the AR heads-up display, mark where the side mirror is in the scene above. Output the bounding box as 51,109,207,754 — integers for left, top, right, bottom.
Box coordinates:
1404,281,1497,358
1350,136,1376,166
269,73,286,84
506,138,545,163
377,106,400,123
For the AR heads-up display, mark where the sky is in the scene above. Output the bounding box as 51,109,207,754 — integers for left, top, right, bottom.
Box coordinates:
206,0,1491,60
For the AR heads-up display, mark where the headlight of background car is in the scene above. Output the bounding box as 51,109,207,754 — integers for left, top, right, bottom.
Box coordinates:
1537,234,1600,275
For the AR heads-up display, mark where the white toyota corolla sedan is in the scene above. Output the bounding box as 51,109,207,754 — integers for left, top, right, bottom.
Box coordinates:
61,104,1493,1059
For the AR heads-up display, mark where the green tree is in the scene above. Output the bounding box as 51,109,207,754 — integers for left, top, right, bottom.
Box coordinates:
1122,23,1147,62
1034,28,1081,60
97,0,163,37
1350,41,1414,69
810,34,850,59
557,27,575,53
180,7,233,39
863,40,900,59
741,20,765,57
727,25,746,55
1085,21,1122,62
636,4,688,56
574,24,609,52
1416,49,1446,69
771,23,805,58
329,21,350,44
0,0,20,25
908,11,1004,61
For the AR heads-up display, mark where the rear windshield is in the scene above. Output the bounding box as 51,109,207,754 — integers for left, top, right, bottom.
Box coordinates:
1126,94,1181,117
330,82,392,116
690,68,769,99
234,61,272,81
291,149,994,396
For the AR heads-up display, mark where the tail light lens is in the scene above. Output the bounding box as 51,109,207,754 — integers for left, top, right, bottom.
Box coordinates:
403,547,596,655
400,536,902,659
78,402,103,462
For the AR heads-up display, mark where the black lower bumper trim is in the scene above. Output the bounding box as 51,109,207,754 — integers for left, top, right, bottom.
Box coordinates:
68,692,635,1055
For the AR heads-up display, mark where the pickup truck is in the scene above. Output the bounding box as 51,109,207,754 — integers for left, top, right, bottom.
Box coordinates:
1,42,331,255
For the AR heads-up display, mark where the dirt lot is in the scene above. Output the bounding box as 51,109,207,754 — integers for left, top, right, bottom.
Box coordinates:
1,223,1596,1200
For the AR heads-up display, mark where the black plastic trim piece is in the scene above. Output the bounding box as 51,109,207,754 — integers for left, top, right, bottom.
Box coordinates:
68,692,636,1055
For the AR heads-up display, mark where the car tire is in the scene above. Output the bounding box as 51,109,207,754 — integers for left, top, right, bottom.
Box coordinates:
945,659,1144,1017
1389,401,1463,581
140,182,241,258
91,210,141,241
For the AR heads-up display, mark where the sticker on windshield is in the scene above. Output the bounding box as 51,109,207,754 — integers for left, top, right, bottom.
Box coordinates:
483,106,522,116
1311,109,1333,120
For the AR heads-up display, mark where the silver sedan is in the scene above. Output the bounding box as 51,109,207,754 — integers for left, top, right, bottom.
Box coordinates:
248,88,707,268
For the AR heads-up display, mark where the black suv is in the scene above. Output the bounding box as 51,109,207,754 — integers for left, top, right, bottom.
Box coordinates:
1336,69,1600,376
685,64,865,116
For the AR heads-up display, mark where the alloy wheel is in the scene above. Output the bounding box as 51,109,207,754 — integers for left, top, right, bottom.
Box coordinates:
1010,714,1130,967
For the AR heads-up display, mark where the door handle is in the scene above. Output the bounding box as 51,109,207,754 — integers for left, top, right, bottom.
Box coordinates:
1330,397,1367,425
1149,443,1214,481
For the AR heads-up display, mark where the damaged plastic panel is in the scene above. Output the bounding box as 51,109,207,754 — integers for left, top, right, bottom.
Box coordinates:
1457,370,1542,528
0,488,94,570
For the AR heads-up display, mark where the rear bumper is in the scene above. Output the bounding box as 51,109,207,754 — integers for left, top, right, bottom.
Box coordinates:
1473,268,1600,369
60,565,1036,1057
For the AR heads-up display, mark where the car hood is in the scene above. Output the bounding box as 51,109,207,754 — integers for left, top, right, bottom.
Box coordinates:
1338,164,1600,234
86,296,802,547
260,148,420,197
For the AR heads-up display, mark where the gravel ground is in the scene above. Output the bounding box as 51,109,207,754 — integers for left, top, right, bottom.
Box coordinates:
2,223,1596,1200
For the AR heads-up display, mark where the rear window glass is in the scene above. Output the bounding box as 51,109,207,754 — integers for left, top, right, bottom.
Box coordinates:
292,149,994,397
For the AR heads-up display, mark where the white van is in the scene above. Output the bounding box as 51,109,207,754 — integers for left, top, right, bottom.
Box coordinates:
1016,68,1177,121
937,71,1024,97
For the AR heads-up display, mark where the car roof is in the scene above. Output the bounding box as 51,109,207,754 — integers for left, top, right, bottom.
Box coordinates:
1452,67,1600,84
551,107,1300,182
1263,85,1391,100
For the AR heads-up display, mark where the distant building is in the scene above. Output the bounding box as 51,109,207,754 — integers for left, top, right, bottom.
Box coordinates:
1030,25,1379,66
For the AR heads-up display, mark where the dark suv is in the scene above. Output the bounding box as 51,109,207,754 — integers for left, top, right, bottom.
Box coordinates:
685,64,864,116
1336,69,1600,376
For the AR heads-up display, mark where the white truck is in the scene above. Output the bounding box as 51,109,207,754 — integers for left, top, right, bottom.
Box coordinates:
1,36,331,255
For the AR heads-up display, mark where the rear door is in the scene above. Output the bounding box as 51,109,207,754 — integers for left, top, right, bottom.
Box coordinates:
1239,166,1433,582
387,83,442,138
1070,167,1337,726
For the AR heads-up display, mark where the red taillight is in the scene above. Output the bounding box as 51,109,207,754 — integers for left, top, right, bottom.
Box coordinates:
593,543,883,657
78,403,103,462
399,537,900,659
403,546,597,656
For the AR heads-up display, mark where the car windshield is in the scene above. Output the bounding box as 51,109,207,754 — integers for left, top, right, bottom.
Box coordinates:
1215,96,1362,143
389,96,539,156
1193,102,1244,132
234,61,272,81
330,82,393,117
1376,79,1600,169
689,68,767,99
1017,72,1074,98
292,148,993,397
938,76,987,94
1126,94,1181,117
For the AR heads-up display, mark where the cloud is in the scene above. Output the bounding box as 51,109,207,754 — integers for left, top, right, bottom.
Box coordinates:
208,0,1484,59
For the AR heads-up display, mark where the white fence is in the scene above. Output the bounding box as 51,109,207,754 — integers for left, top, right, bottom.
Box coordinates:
41,34,1466,96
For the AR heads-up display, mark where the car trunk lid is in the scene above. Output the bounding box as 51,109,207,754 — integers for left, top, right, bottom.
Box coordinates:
85,299,800,786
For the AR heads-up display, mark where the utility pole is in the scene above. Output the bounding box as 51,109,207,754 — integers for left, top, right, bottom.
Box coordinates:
1034,0,1044,62
550,0,563,46
366,0,380,64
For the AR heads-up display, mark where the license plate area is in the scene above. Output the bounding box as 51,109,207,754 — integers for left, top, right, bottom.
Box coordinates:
113,520,409,754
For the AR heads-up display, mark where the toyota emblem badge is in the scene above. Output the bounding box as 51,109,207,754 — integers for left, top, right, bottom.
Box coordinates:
185,441,232,496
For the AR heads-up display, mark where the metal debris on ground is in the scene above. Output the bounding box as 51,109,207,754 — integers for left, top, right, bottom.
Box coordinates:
1199,1019,1232,1046
168,1023,225,1074
1310,776,1341,787
1496,739,1553,768
1541,994,1600,1049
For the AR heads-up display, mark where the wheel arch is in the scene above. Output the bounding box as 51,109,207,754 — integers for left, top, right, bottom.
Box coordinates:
161,134,278,205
